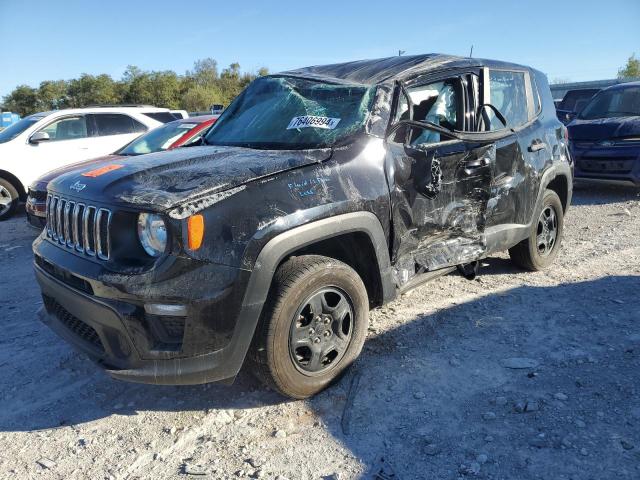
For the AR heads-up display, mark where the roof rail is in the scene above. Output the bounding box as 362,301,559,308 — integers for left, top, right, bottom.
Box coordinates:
84,104,158,108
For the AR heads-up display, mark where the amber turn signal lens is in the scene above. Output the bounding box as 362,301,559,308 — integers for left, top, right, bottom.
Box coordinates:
187,214,205,250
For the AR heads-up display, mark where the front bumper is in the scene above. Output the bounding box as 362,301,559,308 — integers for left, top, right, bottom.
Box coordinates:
26,196,47,229
571,141,640,185
27,212,46,229
33,239,261,385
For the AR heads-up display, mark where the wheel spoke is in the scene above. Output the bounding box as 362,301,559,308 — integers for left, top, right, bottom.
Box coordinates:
0,196,10,206
291,325,311,346
308,295,324,318
537,233,547,251
307,346,324,371
331,297,350,322
331,331,349,350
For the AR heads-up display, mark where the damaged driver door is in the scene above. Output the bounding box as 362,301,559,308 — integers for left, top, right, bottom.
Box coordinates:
386,75,492,287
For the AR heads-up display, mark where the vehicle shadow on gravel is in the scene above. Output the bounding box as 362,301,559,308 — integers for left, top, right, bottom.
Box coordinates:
311,274,640,479
3,274,639,478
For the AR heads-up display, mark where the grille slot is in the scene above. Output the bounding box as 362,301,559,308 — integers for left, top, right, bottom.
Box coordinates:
43,295,105,352
46,195,112,260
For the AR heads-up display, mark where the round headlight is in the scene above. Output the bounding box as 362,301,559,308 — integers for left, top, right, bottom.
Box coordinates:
137,213,167,257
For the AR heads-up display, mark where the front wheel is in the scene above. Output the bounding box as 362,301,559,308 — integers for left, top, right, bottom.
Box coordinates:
250,255,369,399
0,179,19,221
509,189,564,271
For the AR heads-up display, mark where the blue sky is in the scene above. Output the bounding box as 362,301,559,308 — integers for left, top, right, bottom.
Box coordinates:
1,0,638,98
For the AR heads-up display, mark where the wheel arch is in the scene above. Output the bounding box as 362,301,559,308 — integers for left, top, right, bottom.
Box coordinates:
243,212,395,312
546,173,570,213
0,170,27,200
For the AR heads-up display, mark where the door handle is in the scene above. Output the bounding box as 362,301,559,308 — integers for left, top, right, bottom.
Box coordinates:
528,139,546,152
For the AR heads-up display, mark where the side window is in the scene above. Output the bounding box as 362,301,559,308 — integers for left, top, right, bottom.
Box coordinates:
93,114,137,136
131,118,148,133
393,79,463,145
38,116,88,141
487,70,529,130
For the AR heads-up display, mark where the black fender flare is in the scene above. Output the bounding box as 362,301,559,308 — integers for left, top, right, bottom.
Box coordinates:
533,162,573,217
222,212,395,380
243,211,395,308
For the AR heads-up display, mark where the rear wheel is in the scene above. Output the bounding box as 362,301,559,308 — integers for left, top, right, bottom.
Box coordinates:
250,255,369,399
509,189,564,271
0,179,19,221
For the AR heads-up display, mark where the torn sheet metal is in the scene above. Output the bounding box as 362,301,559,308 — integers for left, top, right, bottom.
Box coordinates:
386,141,492,288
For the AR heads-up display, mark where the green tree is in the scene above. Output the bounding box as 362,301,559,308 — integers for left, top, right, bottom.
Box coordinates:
1,58,267,116
125,71,181,108
217,63,251,105
618,53,640,79
2,85,39,116
37,80,69,110
181,84,222,112
67,74,119,107
122,65,144,83
187,58,219,87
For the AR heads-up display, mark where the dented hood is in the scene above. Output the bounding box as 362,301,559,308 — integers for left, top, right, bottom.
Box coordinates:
49,145,332,215
568,116,640,141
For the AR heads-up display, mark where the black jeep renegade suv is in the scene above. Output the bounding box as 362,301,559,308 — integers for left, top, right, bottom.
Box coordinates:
33,54,572,399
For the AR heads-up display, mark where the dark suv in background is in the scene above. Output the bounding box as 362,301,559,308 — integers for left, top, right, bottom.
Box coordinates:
33,54,572,399
556,88,600,125
569,82,640,185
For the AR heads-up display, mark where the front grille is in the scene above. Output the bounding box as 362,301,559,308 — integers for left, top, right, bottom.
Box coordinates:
46,195,112,260
43,295,105,352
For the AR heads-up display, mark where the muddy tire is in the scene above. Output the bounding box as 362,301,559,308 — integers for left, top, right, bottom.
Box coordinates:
0,178,19,221
250,255,369,399
509,189,564,271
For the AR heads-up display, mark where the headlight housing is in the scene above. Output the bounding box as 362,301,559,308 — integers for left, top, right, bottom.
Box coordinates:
137,213,167,257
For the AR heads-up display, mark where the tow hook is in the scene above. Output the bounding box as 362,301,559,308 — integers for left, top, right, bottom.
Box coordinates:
457,261,479,280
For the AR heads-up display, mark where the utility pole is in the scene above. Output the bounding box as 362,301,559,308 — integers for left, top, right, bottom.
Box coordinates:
469,45,474,58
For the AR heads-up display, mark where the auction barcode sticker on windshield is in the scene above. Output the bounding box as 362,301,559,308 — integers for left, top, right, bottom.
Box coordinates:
287,116,341,130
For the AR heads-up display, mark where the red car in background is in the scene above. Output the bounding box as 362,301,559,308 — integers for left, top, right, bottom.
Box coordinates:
26,115,217,228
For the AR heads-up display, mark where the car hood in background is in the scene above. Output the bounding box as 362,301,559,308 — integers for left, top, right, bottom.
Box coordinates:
32,155,122,187
568,116,640,142
48,145,332,218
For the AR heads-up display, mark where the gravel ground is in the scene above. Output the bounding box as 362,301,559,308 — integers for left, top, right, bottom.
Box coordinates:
0,184,639,480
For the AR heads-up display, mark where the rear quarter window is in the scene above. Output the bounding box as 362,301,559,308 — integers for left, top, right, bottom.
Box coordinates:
92,114,142,136
143,112,179,123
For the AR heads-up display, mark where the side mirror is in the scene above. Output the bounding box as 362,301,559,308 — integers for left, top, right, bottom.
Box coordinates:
29,131,50,144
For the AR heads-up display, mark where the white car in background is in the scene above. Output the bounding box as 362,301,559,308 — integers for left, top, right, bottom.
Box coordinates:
0,105,174,220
